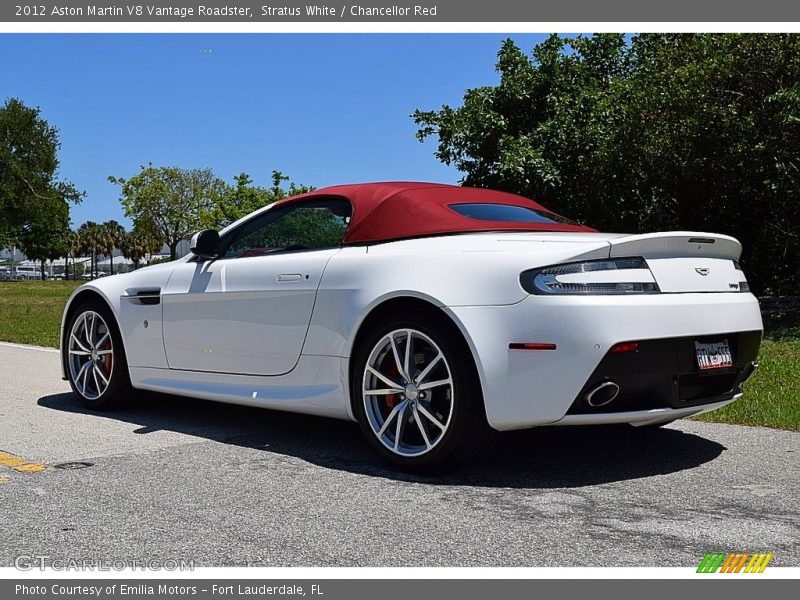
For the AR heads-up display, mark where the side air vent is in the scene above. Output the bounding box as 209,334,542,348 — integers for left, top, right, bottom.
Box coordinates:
122,289,161,305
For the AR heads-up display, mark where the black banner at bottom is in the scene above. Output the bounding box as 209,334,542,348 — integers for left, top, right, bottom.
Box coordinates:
2,579,793,600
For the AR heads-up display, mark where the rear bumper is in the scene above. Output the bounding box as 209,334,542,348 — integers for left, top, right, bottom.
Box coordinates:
554,397,739,427
566,331,760,415
445,292,763,430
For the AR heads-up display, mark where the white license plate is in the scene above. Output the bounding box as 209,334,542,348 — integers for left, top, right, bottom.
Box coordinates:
695,340,733,370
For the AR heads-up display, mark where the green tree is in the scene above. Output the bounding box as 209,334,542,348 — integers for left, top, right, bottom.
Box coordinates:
0,98,82,246
204,171,313,229
413,34,800,294
109,165,230,260
18,205,69,280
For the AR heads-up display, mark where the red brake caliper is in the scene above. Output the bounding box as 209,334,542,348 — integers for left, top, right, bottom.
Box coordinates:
101,336,113,377
385,358,400,409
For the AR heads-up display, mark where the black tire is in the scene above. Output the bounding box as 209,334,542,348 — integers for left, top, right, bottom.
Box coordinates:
64,298,135,410
351,310,494,471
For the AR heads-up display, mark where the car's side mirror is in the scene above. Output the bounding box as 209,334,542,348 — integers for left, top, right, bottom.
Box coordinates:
190,230,220,259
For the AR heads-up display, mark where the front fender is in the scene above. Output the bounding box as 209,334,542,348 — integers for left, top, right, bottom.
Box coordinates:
59,262,182,378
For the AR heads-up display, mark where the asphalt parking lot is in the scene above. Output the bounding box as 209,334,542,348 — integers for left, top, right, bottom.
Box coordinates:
0,342,798,567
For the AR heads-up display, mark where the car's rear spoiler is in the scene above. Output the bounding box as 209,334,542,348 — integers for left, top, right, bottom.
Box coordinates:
608,232,742,261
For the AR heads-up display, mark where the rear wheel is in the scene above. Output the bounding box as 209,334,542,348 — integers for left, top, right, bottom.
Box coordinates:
65,300,133,409
352,312,493,471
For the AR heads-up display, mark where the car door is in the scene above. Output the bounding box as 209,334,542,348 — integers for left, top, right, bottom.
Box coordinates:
161,198,351,376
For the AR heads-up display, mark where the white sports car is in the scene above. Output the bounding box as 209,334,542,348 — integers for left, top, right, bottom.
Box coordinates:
61,182,763,469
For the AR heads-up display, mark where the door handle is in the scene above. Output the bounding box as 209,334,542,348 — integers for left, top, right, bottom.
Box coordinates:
276,274,303,282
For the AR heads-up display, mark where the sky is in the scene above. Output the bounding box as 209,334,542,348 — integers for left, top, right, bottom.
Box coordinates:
0,33,552,228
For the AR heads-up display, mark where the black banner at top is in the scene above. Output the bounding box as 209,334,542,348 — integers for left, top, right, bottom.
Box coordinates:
3,0,800,22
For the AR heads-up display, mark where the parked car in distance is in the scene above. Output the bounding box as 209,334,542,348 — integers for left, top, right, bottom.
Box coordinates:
13,265,40,280
59,182,763,470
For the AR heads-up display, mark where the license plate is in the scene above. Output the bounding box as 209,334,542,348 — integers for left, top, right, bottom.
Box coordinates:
695,339,733,370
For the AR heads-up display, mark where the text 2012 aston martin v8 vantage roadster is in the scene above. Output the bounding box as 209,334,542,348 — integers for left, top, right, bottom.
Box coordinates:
61,182,762,469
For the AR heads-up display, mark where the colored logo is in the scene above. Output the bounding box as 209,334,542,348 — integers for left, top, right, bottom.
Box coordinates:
697,552,773,573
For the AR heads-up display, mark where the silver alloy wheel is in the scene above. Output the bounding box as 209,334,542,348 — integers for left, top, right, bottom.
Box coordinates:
68,310,114,400
362,328,454,457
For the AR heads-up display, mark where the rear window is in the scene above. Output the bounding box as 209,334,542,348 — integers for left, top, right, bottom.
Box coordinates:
449,203,577,225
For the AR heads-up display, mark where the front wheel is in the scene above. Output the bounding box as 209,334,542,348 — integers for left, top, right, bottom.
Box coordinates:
352,312,493,471
65,300,134,409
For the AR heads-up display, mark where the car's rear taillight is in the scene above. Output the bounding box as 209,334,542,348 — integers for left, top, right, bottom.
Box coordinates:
520,257,660,295
732,260,751,293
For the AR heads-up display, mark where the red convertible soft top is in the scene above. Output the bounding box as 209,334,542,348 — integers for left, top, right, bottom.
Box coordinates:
276,182,595,244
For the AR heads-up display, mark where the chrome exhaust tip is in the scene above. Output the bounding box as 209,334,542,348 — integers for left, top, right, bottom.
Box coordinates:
585,381,620,408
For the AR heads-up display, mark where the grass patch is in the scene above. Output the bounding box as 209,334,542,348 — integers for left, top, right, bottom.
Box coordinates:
0,281,80,348
0,281,797,431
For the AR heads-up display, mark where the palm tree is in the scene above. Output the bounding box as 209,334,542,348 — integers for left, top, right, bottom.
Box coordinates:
63,230,80,280
77,222,104,279
101,220,126,275
76,224,89,277
120,226,160,270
